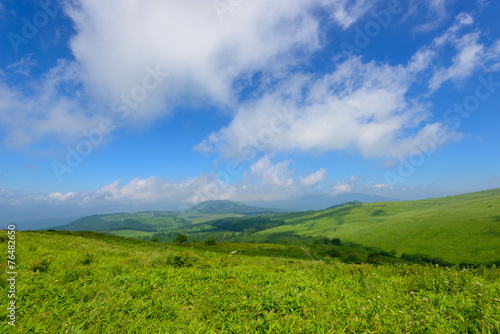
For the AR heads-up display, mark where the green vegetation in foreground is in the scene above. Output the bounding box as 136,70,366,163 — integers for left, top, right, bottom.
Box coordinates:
1,231,499,333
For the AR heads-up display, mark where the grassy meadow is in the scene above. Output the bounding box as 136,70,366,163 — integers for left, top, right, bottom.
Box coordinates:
1,230,499,333
251,189,500,265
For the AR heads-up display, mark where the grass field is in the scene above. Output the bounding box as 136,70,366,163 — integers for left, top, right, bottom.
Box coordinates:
48,189,500,268
252,189,500,265
109,230,155,238
1,230,499,333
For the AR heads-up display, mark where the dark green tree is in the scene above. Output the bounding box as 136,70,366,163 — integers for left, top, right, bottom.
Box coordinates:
174,233,187,244
205,236,216,245
331,238,341,246
367,253,381,264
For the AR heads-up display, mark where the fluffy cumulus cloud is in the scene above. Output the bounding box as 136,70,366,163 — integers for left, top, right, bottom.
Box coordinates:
0,0,383,150
300,168,328,187
197,56,446,159
248,155,294,187
65,0,324,105
198,12,500,160
1,1,495,157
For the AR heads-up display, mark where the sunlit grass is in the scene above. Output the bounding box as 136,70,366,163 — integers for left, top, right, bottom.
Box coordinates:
1,230,499,333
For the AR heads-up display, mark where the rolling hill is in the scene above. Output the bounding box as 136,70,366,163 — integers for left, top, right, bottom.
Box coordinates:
48,189,500,265
48,200,281,236
50,211,189,236
251,188,500,265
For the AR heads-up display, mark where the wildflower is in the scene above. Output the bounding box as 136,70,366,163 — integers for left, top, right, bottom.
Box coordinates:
377,296,381,299
494,298,500,302
398,310,402,313
474,282,482,287
422,298,428,302
477,294,482,296
410,292,415,295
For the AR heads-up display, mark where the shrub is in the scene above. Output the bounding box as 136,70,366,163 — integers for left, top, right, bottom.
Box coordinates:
174,233,187,244
80,253,95,266
205,236,216,245
30,258,54,272
344,253,362,264
326,248,341,258
331,238,341,246
367,253,381,264
166,251,200,268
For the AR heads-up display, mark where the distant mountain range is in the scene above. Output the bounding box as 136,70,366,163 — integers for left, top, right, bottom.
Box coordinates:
22,194,397,231
246,193,399,211
186,200,282,215
9,216,82,231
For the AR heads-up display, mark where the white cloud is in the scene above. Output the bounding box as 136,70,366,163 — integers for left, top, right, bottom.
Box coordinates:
66,0,323,109
406,0,450,34
249,155,294,187
0,0,381,150
46,192,75,201
300,168,328,186
7,54,38,76
331,175,360,195
198,56,456,159
0,60,102,148
484,40,500,71
427,12,500,92
322,0,376,29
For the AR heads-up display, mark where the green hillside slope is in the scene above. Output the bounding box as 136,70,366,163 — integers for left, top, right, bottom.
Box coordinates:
51,211,189,234
256,189,500,265
1,231,498,333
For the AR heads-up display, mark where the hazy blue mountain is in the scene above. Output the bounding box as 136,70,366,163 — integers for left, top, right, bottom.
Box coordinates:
10,217,83,231
186,200,282,215
247,193,399,211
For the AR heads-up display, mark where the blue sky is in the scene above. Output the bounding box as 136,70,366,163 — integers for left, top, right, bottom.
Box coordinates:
1,0,500,223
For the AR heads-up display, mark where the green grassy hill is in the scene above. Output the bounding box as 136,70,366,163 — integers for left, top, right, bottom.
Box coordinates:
51,211,189,235
48,200,280,235
253,188,500,265
1,230,499,333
